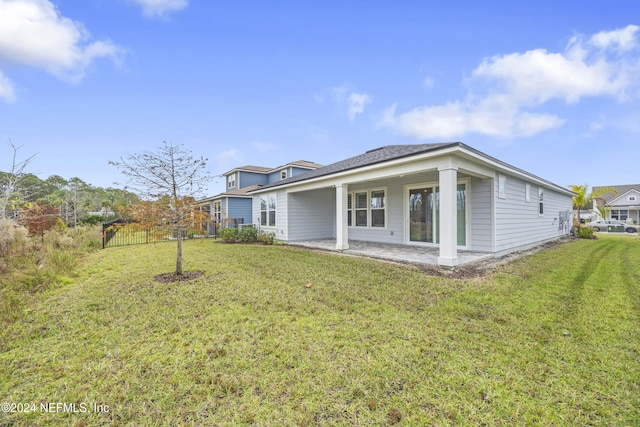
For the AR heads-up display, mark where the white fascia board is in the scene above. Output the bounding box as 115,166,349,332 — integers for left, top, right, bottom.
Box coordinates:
279,156,452,194
251,144,573,197
251,149,466,194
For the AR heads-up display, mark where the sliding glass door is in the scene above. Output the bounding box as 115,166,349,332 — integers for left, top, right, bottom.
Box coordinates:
407,183,467,246
409,188,434,243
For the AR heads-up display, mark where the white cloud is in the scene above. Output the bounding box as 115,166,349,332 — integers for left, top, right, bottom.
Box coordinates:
422,76,435,88
215,148,242,174
378,100,565,139
585,118,605,137
331,85,372,121
347,93,372,121
589,24,639,51
0,0,123,100
379,25,640,139
0,70,16,101
128,0,188,19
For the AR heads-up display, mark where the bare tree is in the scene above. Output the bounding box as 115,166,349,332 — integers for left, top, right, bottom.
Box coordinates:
109,142,210,276
0,140,36,219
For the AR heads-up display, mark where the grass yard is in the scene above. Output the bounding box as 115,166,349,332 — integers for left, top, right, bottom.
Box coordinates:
1,235,639,426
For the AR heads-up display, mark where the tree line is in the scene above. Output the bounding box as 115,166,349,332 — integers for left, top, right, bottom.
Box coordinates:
1,142,138,227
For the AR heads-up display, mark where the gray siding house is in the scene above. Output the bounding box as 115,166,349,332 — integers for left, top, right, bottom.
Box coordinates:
249,142,574,266
199,161,322,230
592,184,640,224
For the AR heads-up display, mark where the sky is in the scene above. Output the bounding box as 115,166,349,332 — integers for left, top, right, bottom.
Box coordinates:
1,0,639,197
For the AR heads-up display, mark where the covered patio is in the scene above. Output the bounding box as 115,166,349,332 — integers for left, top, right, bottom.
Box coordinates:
288,239,494,267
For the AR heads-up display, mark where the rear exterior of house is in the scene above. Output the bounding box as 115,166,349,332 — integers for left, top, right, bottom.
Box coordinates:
199,161,322,231
592,185,640,224
249,142,574,266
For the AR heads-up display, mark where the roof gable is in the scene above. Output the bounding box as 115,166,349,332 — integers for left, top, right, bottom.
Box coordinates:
252,143,457,191
224,166,272,176
593,184,640,204
224,160,323,176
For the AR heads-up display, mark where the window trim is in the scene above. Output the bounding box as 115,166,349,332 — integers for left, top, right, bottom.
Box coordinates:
213,200,222,224
347,187,388,229
403,178,470,250
629,195,637,202
498,175,507,199
259,193,277,228
538,187,544,216
281,170,287,180
612,209,628,221
228,173,236,189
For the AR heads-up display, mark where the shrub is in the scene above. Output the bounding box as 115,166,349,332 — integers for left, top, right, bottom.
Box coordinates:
1,224,103,325
258,230,275,245
219,228,239,243
578,226,594,239
0,218,29,259
239,226,258,242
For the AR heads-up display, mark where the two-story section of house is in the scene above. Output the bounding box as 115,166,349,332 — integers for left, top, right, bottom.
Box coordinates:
199,160,322,231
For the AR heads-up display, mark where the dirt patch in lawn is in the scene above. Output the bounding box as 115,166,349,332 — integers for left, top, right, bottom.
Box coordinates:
155,271,205,283
416,238,572,280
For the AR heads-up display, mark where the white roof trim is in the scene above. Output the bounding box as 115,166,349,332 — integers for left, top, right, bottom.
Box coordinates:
251,144,574,197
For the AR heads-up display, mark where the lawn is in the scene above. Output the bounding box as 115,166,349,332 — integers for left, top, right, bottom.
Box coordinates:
1,235,639,426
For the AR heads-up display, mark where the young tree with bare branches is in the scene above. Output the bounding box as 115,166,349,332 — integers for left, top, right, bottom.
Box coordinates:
1,140,36,219
110,142,211,276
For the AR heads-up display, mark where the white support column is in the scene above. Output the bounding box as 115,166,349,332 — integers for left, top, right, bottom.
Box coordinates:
335,184,349,250
438,165,459,266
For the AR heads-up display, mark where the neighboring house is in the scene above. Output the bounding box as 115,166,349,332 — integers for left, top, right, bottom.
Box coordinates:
592,184,640,224
199,161,322,231
249,142,574,267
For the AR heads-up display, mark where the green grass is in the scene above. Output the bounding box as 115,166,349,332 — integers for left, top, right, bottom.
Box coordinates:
1,235,639,426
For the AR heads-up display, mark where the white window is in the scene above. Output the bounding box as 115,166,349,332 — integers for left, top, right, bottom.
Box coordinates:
228,173,236,188
498,175,507,199
354,192,368,227
281,170,287,180
348,188,387,228
260,194,276,227
538,188,544,215
370,190,386,228
213,200,222,223
629,196,637,202
612,209,628,221
525,183,531,202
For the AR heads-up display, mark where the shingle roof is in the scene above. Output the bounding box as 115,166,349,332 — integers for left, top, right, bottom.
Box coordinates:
593,184,640,203
279,160,324,169
224,160,323,176
199,184,261,202
248,142,574,196
250,143,459,191
224,165,272,175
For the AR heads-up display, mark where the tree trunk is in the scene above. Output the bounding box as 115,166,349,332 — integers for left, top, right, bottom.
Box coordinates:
176,228,183,275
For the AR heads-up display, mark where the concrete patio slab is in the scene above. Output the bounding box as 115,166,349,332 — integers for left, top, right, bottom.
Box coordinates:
288,239,493,267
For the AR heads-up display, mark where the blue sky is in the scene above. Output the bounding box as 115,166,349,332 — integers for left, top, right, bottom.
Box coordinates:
1,0,639,197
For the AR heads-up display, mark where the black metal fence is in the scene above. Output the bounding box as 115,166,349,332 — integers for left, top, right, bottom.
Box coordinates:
102,218,244,249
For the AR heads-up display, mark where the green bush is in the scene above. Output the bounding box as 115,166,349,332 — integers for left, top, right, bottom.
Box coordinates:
79,214,116,226
578,226,594,239
258,230,275,245
239,226,258,242
219,228,239,243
